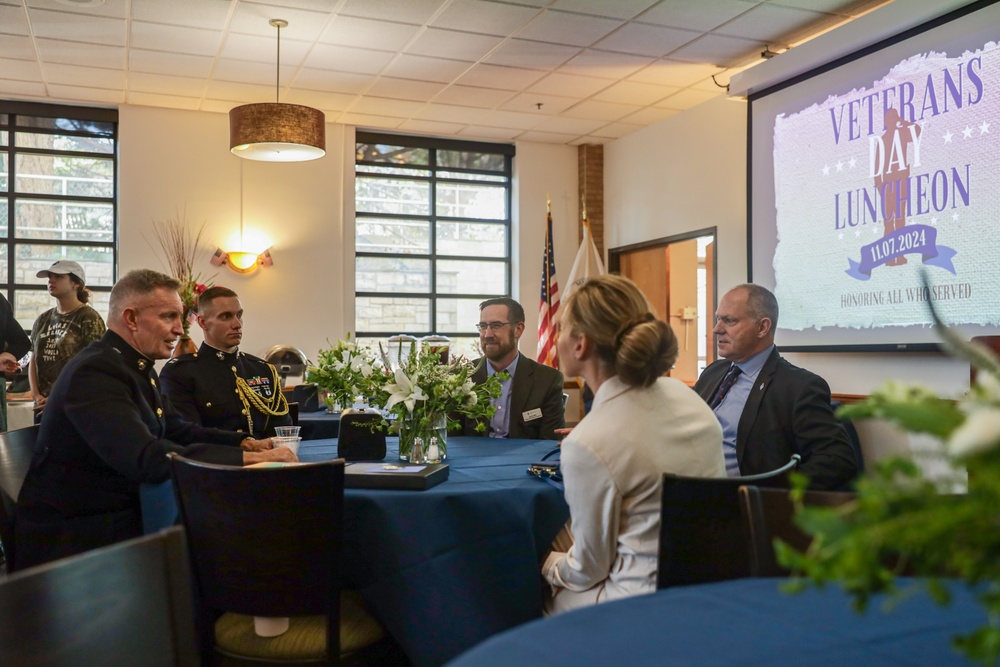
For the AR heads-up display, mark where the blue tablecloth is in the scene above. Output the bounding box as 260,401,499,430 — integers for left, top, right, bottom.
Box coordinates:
445,577,986,667
299,437,568,667
297,408,340,440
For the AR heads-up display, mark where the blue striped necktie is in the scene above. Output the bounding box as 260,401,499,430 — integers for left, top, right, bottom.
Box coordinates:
709,365,742,409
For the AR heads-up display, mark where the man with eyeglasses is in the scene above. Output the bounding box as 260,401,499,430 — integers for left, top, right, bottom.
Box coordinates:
462,296,565,440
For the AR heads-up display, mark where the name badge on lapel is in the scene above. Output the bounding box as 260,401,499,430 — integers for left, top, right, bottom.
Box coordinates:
522,408,542,422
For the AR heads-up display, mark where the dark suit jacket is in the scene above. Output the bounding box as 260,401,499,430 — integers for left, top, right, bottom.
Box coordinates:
14,331,246,569
461,354,565,441
694,347,858,490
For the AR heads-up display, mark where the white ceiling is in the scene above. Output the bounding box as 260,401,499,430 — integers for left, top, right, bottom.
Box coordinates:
0,0,892,145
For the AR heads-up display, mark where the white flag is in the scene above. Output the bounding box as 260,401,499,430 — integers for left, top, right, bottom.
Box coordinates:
563,219,605,300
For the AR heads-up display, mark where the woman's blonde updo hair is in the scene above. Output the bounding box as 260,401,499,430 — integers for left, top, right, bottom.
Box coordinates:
560,274,677,388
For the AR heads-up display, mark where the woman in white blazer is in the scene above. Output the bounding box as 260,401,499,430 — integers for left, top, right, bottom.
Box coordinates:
542,274,725,615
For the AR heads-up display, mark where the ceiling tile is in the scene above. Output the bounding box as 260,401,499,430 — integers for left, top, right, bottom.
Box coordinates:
456,63,547,91
530,115,606,134
0,35,35,61
303,44,395,75
212,59,294,86
366,76,448,102
527,71,610,98
627,60,725,87
434,84,515,108
638,0,752,32
283,89,358,111
131,0,231,29
337,112,406,129
412,103,490,124
499,92,577,115
43,63,125,89
621,106,680,125
593,23,698,58
131,22,222,57
228,5,331,41
516,129,580,143
293,68,375,94
716,3,826,43
37,38,124,69
517,10,622,47
128,49,210,77
219,32,311,66
128,72,209,97
320,16,421,50
0,4,29,35
668,33,763,68
484,39,580,70
47,84,124,104
382,54,473,83
770,0,882,16
458,125,521,140
592,80,678,106
654,88,723,110
351,96,425,117
0,58,42,82
430,0,540,37
478,109,545,130
399,118,469,135
589,121,644,138
205,80,272,103
406,28,504,61
549,0,658,20
557,49,654,80
26,0,126,19
0,79,47,98
561,99,641,122
125,91,202,110
27,8,125,46
570,135,611,145
338,0,449,25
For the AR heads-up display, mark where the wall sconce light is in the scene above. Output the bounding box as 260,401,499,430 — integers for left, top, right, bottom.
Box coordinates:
229,19,325,162
212,247,273,274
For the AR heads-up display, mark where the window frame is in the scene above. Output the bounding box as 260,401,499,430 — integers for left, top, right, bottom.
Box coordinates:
0,101,118,331
354,131,514,349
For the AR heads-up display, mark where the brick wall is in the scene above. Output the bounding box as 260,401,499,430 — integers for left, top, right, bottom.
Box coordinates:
577,144,604,258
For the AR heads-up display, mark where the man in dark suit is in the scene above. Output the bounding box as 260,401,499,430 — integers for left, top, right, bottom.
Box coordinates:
693,284,857,490
14,270,295,570
160,286,291,438
462,297,565,440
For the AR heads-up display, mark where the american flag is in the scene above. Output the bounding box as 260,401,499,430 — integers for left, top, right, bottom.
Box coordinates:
537,208,559,368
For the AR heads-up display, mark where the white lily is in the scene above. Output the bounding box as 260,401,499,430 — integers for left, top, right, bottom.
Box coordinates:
948,407,1000,458
383,368,428,413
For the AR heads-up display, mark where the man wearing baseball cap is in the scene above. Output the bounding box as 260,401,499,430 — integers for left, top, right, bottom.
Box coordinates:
29,260,106,420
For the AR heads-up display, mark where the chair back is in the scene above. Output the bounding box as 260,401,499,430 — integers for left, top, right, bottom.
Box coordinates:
738,484,856,577
0,425,40,565
656,454,800,589
168,454,345,652
831,400,864,474
0,526,199,667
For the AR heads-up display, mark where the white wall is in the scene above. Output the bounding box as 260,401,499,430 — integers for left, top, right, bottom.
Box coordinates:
116,105,577,366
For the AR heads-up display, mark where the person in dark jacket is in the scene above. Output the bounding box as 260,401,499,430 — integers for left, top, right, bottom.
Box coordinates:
160,286,290,438
13,270,295,570
0,292,31,432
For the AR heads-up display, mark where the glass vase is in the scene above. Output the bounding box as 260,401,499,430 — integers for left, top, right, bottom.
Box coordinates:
398,412,447,462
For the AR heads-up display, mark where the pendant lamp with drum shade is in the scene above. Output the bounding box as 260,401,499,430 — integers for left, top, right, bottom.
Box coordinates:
229,19,325,162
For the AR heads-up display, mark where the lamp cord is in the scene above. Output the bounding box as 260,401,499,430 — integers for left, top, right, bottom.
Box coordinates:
275,22,281,103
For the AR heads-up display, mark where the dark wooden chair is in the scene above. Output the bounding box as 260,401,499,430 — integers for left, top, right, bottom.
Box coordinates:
738,484,857,577
0,526,199,667
656,454,800,589
168,454,386,666
0,424,40,570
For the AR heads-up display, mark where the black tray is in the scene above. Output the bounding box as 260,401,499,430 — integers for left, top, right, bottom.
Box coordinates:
344,462,449,490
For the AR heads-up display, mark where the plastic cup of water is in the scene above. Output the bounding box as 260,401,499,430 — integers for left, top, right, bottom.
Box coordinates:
275,426,301,438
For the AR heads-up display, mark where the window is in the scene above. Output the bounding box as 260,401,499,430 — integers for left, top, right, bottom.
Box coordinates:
0,102,117,335
355,132,513,359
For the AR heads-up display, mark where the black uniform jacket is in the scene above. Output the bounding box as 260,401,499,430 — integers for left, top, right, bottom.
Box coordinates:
160,342,291,438
693,347,858,490
14,331,246,569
